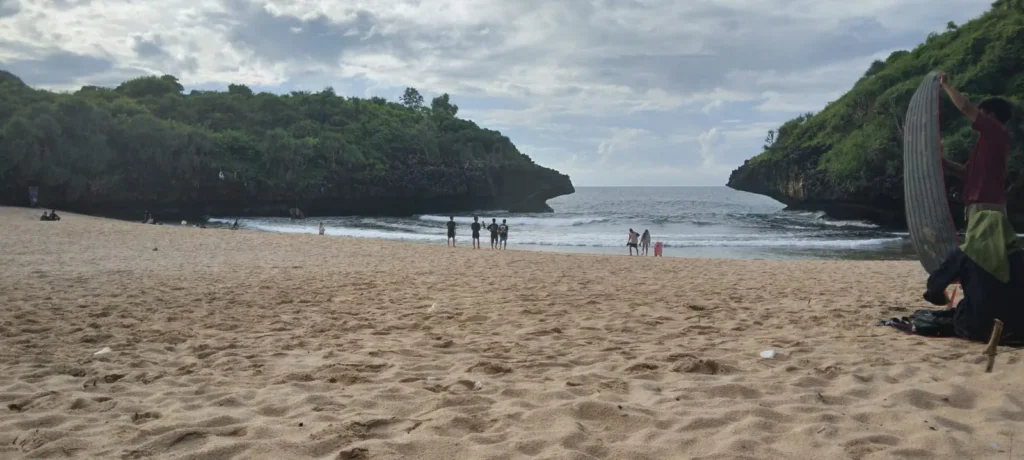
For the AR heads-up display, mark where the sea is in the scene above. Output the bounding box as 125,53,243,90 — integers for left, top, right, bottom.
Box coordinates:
209,187,917,260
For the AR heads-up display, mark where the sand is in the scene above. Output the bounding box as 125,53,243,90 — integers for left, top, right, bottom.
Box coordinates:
0,206,1022,460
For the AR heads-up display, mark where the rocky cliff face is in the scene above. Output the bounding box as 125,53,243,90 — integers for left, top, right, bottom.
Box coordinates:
727,157,925,229
6,164,574,221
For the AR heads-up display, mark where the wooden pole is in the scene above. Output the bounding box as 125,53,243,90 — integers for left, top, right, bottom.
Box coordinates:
985,319,1004,373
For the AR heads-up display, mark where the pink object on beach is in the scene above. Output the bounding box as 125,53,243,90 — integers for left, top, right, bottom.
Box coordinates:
654,241,663,257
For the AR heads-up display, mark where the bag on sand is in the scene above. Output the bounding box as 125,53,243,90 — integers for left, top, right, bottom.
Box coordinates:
879,309,956,337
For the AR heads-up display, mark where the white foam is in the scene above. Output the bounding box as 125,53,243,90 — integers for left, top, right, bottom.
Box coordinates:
417,214,609,227
233,219,904,250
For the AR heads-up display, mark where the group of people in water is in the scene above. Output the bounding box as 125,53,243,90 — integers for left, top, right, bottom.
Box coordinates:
913,72,1021,344
446,216,509,249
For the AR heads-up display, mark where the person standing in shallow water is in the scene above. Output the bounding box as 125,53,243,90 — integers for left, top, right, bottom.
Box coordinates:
446,216,457,247
627,229,640,255
318,222,325,235
641,229,651,256
470,216,483,249
487,218,500,249
498,219,509,250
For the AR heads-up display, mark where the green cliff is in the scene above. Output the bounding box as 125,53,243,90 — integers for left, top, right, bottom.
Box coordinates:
727,1,1024,228
0,72,574,220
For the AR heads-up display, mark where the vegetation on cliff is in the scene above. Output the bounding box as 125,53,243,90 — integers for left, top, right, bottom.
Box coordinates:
728,1,1024,226
0,71,573,219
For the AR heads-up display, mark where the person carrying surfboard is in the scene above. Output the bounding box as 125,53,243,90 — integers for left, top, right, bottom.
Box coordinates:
936,72,1013,226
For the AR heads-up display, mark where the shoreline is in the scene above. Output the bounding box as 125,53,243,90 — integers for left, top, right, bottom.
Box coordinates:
212,217,918,262
2,206,1021,460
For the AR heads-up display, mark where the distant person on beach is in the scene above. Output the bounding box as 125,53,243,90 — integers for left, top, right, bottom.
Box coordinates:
627,229,640,255
40,212,50,221
498,219,509,250
922,210,1024,342
487,218,500,249
641,230,651,255
446,216,457,247
622,228,638,254
936,72,1012,226
318,222,325,235
470,216,482,249
231,219,239,230
48,210,60,221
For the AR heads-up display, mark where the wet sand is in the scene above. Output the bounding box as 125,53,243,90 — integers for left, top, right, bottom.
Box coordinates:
0,206,1021,459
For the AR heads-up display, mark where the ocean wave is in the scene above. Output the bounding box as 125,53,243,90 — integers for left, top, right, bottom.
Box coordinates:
231,220,905,250
504,236,905,249
240,221,442,242
417,214,610,227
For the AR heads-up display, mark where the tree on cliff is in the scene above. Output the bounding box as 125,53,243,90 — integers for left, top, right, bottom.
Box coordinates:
0,73,573,218
400,87,424,109
728,4,1024,227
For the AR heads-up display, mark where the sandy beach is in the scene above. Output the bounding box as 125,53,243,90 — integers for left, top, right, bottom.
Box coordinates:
1,206,1022,460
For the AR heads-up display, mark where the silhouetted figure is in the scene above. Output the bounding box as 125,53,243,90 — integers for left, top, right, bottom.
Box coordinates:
498,219,509,250
487,218,499,249
470,216,482,249
446,216,457,247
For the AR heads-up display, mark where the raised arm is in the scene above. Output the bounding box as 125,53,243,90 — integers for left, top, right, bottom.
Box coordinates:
938,72,978,123
942,157,968,179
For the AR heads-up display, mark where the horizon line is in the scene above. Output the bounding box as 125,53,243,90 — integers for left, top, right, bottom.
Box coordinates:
571,185,730,188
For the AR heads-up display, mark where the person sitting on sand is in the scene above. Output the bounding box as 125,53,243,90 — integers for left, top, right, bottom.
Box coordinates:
641,230,651,256
40,212,51,221
446,216,457,247
936,72,1013,226
627,229,640,255
470,216,482,249
487,218,500,249
498,219,509,250
48,210,60,221
923,210,1024,342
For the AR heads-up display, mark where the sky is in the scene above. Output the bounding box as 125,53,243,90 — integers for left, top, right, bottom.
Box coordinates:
0,0,995,186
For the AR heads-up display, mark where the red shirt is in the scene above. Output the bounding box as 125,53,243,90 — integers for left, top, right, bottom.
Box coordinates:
963,111,1010,205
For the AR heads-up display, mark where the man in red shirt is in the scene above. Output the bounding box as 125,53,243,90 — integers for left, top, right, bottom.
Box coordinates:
938,72,1014,226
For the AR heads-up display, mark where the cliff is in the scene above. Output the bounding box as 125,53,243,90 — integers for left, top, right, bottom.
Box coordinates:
0,72,574,221
727,1,1024,229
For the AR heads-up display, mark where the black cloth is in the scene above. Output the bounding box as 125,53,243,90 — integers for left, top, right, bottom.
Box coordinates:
925,247,1024,342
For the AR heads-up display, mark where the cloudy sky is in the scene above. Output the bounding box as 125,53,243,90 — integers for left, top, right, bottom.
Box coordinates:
0,0,993,186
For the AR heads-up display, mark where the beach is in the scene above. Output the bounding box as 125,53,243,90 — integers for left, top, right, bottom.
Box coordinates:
1,206,1021,460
